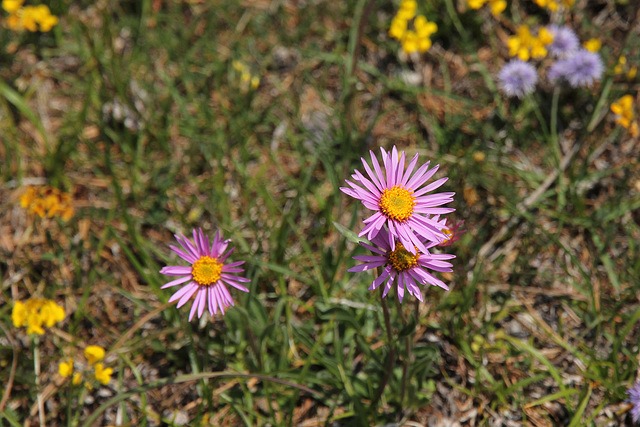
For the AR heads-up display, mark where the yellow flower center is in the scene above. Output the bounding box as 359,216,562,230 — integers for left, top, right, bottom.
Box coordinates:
192,256,222,286
379,186,416,222
387,243,419,272
441,228,452,244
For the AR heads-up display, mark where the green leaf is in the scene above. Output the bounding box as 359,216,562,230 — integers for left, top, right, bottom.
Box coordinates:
332,221,369,245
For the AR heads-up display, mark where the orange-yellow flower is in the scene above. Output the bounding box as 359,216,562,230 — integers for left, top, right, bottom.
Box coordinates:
12,298,65,335
84,345,106,365
93,363,113,385
507,25,554,61
611,95,639,137
20,186,74,220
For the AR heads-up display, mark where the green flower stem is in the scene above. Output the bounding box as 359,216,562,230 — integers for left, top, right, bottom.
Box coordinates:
33,337,45,427
395,297,412,408
370,270,395,414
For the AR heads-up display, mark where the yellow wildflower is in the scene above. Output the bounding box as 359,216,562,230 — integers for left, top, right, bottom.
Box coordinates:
59,359,74,377
11,301,28,328
250,76,260,90
232,60,260,92
6,12,20,30
402,30,419,54
26,312,44,335
414,15,437,38
232,60,245,72
583,38,601,52
84,345,106,365
38,9,58,32
93,363,113,385
12,298,65,335
614,56,637,81
534,0,573,10
489,0,507,15
4,2,58,32
2,0,23,13
611,95,639,137
397,0,417,20
389,1,437,54
20,186,74,220
508,25,553,61
19,6,38,31
40,300,65,327
389,16,407,40
72,372,82,385
468,0,487,9
468,0,506,16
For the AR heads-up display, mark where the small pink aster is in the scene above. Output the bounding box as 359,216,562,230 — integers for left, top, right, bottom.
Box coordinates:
160,228,250,321
348,228,455,302
341,146,455,254
431,215,466,247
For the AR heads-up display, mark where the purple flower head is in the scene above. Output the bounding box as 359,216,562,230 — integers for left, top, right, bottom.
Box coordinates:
340,146,455,255
160,228,250,320
550,49,603,88
498,60,538,98
547,25,579,58
547,58,572,83
627,382,640,423
348,227,454,302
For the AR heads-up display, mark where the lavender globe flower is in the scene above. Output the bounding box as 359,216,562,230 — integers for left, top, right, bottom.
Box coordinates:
547,25,579,58
547,58,571,83
627,382,640,423
340,146,455,255
550,49,603,88
498,60,538,98
160,228,250,320
348,228,455,302
565,49,603,87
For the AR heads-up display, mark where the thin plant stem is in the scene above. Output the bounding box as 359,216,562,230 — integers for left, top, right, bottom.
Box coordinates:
370,268,394,414
0,324,18,412
34,337,45,427
344,0,376,139
550,87,566,209
395,297,412,407
550,86,561,159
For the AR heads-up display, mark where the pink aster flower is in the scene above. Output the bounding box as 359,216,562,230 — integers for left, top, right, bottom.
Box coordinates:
348,228,455,302
430,215,466,247
160,228,250,321
340,146,455,254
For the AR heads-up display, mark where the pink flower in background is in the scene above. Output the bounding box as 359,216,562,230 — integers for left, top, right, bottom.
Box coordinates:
430,215,466,247
160,228,250,320
340,146,455,254
348,228,455,302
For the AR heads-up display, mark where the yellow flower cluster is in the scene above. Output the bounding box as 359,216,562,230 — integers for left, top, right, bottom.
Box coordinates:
2,0,58,32
614,56,637,81
583,38,601,53
507,25,554,61
533,0,574,11
59,345,113,387
20,186,74,221
232,61,260,91
467,0,507,16
12,298,65,335
389,0,437,54
611,95,639,137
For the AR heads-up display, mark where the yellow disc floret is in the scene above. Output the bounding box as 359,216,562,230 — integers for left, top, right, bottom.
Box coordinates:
379,185,416,222
192,256,223,286
387,243,419,272
441,228,453,244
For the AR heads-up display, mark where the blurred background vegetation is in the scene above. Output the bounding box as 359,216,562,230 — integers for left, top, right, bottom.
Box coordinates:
1,0,639,425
